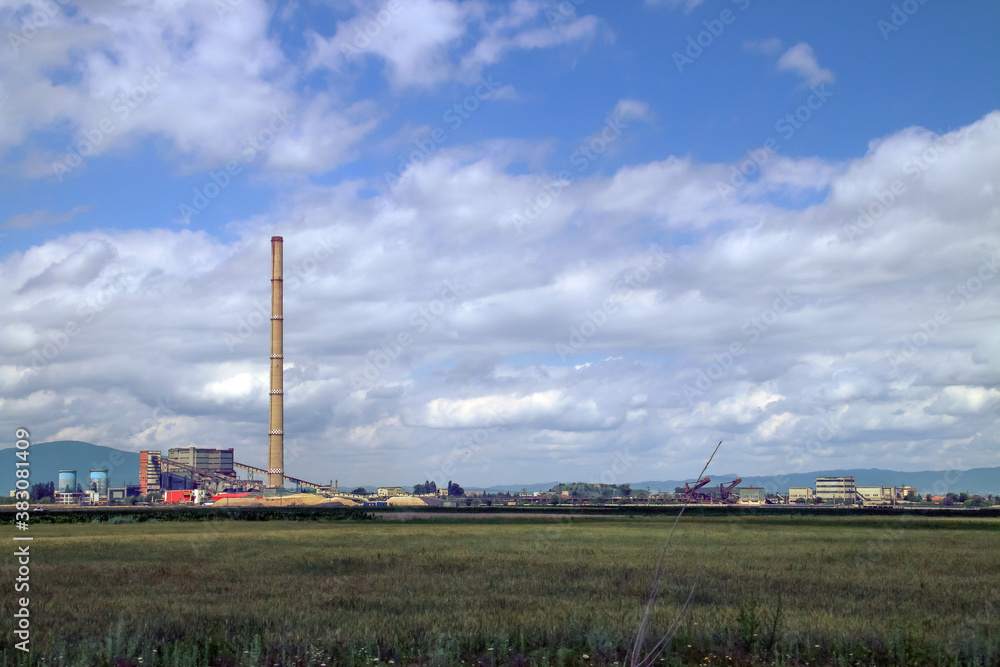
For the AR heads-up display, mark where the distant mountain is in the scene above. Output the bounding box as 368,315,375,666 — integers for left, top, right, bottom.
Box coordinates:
1,441,140,492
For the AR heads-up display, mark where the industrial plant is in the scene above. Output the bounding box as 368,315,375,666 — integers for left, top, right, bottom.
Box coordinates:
133,237,334,501
44,237,333,506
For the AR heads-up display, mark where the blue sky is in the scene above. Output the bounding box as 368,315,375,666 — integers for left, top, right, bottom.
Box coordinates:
2,0,998,487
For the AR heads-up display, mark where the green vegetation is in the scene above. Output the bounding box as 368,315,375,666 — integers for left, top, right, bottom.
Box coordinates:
1,513,997,666
550,482,648,498
412,480,438,495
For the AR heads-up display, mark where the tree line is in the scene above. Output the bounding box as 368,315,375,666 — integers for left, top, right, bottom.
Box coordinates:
412,480,464,496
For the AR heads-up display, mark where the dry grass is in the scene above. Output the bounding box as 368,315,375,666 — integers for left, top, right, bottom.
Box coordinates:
0,513,997,666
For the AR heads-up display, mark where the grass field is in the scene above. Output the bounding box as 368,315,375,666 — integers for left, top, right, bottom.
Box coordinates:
1,512,998,666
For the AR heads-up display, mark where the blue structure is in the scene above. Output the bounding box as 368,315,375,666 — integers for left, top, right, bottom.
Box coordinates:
90,469,109,496
58,470,77,493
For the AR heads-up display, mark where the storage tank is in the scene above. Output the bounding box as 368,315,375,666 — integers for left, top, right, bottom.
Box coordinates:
90,469,109,496
58,470,77,493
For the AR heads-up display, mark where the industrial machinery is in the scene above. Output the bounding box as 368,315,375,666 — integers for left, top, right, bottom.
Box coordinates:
719,477,742,503
683,476,712,503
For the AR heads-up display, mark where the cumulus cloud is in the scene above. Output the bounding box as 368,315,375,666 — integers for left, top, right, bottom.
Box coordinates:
776,42,835,87
16,239,118,294
2,111,998,486
0,0,375,176
307,0,605,88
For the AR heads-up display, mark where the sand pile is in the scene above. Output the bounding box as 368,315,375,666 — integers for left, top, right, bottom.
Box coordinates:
278,493,331,505
321,496,360,506
210,493,356,507
210,497,263,507
387,496,427,506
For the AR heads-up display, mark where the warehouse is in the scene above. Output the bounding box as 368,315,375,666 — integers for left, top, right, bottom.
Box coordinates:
816,476,856,503
788,486,815,502
857,486,897,504
167,447,235,474
736,486,765,504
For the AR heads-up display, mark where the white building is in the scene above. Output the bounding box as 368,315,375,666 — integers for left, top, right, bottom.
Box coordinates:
816,477,856,503
377,486,403,497
857,486,897,504
737,487,765,504
788,487,815,502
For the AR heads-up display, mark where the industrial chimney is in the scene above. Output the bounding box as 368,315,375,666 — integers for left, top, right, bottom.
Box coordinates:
268,236,284,489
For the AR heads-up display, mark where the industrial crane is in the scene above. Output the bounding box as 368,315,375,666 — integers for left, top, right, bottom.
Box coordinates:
683,476,712,503
719,477,742,503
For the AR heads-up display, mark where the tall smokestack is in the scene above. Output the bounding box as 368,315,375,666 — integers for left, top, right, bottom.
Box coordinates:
268,236,284,489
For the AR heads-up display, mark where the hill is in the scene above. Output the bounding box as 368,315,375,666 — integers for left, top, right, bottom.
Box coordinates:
1,441,140,492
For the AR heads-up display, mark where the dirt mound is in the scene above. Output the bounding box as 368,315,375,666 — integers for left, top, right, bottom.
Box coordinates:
387,496,427,506
210,497,264,507
277,493,331,506
210,494,351,507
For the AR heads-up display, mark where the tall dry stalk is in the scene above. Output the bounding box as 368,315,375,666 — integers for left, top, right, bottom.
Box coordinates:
626,440,722,667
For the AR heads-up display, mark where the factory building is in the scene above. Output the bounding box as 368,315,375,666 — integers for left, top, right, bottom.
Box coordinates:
377,486,403,497
737,486,765,504
140,447,239,494
857,486,897,504
140,451,161,495
788,486,815,502
108,486,142,502
816,476,856,503
167,447,235,474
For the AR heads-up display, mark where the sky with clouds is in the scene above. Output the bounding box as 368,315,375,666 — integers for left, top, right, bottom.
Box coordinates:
1,0,998,488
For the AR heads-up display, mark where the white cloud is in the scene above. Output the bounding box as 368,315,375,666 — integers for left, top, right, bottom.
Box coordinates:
776,42,834,87
2,112,998,485
2,205,90,230
0,0,374,176
308,0,605,88
612,99,653,124
744,38,783,54
644,0,705,12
